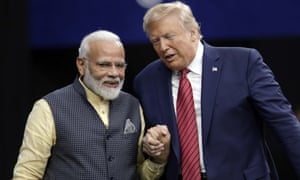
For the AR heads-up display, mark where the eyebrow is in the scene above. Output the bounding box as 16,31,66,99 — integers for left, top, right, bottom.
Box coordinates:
95,58,125,63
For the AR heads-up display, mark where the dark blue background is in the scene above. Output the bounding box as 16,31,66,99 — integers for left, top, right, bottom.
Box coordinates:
29,0,300,48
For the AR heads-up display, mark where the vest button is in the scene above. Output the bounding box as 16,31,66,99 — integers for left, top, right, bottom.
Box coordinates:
106,135,111,140
108,156,114,161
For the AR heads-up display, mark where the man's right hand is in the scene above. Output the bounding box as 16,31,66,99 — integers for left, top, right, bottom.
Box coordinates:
142,125,171,164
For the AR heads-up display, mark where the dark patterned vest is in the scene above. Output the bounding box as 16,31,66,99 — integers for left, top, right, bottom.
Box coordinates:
43,79,141,180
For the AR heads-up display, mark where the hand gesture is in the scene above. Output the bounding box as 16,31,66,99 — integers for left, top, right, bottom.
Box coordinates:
143,125,171,164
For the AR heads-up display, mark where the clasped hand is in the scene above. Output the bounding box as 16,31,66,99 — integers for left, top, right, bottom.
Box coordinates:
143,125,171,164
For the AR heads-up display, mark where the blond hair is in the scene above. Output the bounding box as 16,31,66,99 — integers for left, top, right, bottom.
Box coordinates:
143,1,202,39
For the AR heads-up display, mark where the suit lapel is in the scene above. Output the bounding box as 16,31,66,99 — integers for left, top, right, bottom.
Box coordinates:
156,63,181,163
154,44,222,164
201,42,222,145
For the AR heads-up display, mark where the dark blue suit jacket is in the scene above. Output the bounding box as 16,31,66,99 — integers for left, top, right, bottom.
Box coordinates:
133,42,300,180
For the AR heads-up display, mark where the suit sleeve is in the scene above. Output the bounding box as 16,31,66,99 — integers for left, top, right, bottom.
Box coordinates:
247,48,300,177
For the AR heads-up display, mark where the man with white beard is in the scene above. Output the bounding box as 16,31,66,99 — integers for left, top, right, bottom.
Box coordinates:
13,30,170,180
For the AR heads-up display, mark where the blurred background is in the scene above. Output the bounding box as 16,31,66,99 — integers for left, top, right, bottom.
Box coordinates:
1,0,300,179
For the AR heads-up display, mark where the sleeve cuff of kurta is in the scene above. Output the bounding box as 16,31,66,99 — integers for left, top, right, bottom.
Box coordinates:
146,158,166,173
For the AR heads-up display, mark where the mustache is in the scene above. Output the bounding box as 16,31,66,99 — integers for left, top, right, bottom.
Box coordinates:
101,77,121,83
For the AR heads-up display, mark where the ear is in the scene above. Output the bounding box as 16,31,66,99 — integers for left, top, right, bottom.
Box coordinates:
190,29,198,42
76,57,86,76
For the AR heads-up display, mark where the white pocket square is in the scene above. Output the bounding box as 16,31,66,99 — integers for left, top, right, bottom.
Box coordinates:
124,118,137,134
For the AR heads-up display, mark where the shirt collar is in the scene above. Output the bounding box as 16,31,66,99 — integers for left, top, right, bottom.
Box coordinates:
173,41,203,76
188,41,203,75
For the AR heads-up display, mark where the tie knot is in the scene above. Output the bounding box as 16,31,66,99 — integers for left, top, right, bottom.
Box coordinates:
181,68,189,78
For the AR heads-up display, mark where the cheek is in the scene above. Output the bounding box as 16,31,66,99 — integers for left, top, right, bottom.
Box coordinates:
89,69,106,80
153,48,164,60
153,45,161,53
119,72,126,80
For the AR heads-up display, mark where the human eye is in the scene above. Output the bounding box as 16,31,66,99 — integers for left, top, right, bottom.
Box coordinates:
165,34,175,40
96,62,111,68
151,38,160,45
115,62,127,69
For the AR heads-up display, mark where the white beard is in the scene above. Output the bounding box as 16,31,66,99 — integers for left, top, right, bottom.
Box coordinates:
83,67,124,100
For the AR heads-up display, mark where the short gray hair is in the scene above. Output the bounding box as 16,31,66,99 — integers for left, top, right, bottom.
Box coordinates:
78,30,123,59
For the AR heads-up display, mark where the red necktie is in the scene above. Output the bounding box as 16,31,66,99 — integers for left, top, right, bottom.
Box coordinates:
177,68,201,180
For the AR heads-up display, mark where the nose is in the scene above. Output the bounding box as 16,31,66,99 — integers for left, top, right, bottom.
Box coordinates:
159,39,169,52
107,65,119,77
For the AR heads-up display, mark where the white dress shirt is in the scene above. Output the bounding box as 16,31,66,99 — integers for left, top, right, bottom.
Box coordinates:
172,41,206,172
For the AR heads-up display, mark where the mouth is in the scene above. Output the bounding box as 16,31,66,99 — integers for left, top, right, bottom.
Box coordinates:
164,54,176,62
103,81,119,88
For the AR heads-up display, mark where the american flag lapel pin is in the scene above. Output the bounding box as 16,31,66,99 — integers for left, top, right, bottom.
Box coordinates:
212,66,218,72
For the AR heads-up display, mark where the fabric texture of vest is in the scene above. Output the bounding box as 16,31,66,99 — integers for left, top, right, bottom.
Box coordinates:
43,78,141,180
